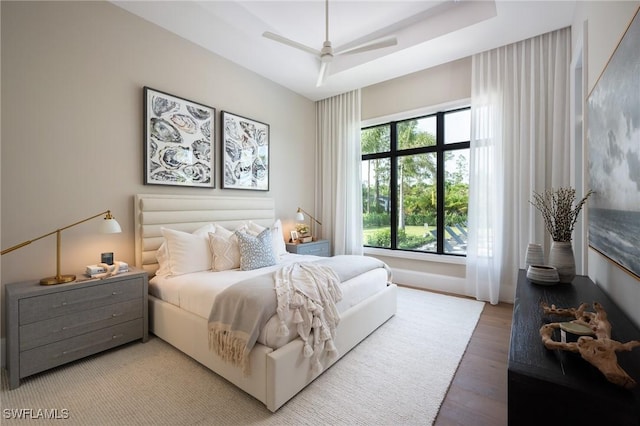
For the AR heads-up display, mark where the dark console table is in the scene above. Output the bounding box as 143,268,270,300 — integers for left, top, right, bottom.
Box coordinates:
509,269,640,425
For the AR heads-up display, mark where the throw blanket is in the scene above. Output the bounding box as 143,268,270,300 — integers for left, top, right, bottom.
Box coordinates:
274,262,342,375
208,255,389,375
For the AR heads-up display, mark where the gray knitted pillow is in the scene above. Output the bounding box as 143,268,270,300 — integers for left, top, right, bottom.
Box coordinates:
235,228,276,271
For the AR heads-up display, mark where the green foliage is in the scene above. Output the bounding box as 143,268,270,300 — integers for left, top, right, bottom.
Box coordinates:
365,227,435,250
404,214,435,226
363,212,390,228
365,228,392,247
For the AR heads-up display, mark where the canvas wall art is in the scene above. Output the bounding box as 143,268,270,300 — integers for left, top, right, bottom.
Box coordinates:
587,9,640,279
221,111,269,191
144,87,215,187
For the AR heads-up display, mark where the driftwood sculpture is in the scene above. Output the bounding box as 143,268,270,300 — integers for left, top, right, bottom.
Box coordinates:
540,301,640,389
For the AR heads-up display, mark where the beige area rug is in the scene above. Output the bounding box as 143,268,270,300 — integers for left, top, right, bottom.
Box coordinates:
1,287,484,426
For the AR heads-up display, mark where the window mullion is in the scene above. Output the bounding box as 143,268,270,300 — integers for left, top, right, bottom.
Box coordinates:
436,112,445,254
390,122,398,250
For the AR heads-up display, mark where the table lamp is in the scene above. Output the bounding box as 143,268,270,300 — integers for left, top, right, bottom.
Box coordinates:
1,210,122,285
296,207,322,241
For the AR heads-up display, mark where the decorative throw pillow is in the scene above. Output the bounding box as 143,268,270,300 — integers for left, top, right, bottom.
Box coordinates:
247,219,287,259
158,224,215,276
209,224,245,271
235,228,276,271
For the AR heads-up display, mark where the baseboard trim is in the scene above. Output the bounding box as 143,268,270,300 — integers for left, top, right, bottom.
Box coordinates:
391,268,468,296
391,267,515,303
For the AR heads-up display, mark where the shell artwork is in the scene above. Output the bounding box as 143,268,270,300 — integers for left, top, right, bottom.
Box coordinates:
253,157,267,181
159,146,191,170
169,114,198,134
192,139,211,161
149,160,161,174
183,162,211,183
224,161,235,186
152,170,187,183
187,105,211,120
152,96,179,116
145,88,214,187
221,112,269,190
200,121,211,139
224,140,242,163
150,118,182,143
149,140,158,159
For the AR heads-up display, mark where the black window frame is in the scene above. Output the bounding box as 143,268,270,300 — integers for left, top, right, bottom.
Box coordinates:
361,106,470,256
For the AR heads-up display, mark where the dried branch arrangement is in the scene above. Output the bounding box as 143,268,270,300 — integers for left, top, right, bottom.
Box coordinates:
530,187,594,242
540,302,640,389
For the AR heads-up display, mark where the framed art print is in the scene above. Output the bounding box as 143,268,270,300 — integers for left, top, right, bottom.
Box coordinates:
587,9,640,279
144,87,215,187
221,111,269,191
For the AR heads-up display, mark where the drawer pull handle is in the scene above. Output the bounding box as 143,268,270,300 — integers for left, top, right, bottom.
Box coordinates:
52,291,124,309
59,334,124,356
56,312,124,332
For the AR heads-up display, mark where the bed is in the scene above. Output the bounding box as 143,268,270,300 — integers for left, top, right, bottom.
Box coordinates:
134,194,397,411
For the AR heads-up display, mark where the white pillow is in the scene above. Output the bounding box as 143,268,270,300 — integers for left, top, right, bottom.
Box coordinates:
158,224,214,276
271,219,287,257
247,219,287,259
208,224,247,271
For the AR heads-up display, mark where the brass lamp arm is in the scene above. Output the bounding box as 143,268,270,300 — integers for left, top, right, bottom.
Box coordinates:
1,210,113,256
297,207,322,225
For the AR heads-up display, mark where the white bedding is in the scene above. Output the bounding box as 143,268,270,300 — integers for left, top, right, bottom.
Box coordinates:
149,253,389,349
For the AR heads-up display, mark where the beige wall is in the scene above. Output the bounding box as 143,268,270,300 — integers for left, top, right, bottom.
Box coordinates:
360,58,472,296
362,57,472,122
573,1,640,326
0,0,316,340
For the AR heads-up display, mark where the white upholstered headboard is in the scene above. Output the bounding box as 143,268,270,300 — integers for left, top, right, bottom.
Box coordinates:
134,194,276,276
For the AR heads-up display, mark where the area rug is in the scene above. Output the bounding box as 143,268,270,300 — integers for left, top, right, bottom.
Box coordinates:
0,287,484,425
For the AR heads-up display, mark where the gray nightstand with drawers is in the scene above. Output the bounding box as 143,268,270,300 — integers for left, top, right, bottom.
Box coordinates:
4,268,148,389
286,239,330,257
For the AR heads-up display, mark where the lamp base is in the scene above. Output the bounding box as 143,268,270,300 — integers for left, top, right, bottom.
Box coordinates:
40,274,76,286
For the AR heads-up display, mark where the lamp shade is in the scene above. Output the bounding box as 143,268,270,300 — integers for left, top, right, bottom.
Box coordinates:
100,218,122,234
296,211,305,221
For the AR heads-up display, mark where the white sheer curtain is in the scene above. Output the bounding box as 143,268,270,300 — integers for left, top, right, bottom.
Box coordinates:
466,28,571,304
315,89,363,255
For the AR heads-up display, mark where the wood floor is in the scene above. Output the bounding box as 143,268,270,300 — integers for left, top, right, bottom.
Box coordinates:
434,301,514,426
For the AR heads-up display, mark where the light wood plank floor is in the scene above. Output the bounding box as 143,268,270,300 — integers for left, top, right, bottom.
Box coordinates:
434,301,513,426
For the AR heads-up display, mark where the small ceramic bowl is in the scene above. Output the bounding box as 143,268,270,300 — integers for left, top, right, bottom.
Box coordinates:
526,265,560,285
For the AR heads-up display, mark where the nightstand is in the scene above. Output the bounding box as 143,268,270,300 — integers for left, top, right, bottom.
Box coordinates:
286,239,330,257
5,268,148,389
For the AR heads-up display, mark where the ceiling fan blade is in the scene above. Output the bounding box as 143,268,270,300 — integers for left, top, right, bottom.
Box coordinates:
263,31,321,56
316,61,330,87
335,37,398,56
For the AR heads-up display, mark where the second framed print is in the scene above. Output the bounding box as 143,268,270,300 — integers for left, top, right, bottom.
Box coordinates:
144,87,215,188
221,111,269,191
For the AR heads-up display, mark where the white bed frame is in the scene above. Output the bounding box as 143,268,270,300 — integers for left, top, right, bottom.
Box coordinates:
134,194,397,411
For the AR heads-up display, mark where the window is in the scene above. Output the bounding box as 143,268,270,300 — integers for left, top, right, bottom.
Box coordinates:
362,107,470,256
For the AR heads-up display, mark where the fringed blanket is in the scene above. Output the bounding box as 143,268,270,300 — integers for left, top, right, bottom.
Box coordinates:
274,262,342,375
208,255,389,375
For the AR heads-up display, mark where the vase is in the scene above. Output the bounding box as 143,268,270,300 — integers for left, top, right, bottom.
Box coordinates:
525,243,544,268
548,241,576,283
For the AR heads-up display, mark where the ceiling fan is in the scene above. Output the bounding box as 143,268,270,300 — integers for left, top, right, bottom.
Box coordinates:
263,0,398,87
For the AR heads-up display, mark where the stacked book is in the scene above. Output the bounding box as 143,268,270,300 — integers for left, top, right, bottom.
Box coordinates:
86,261,129,277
